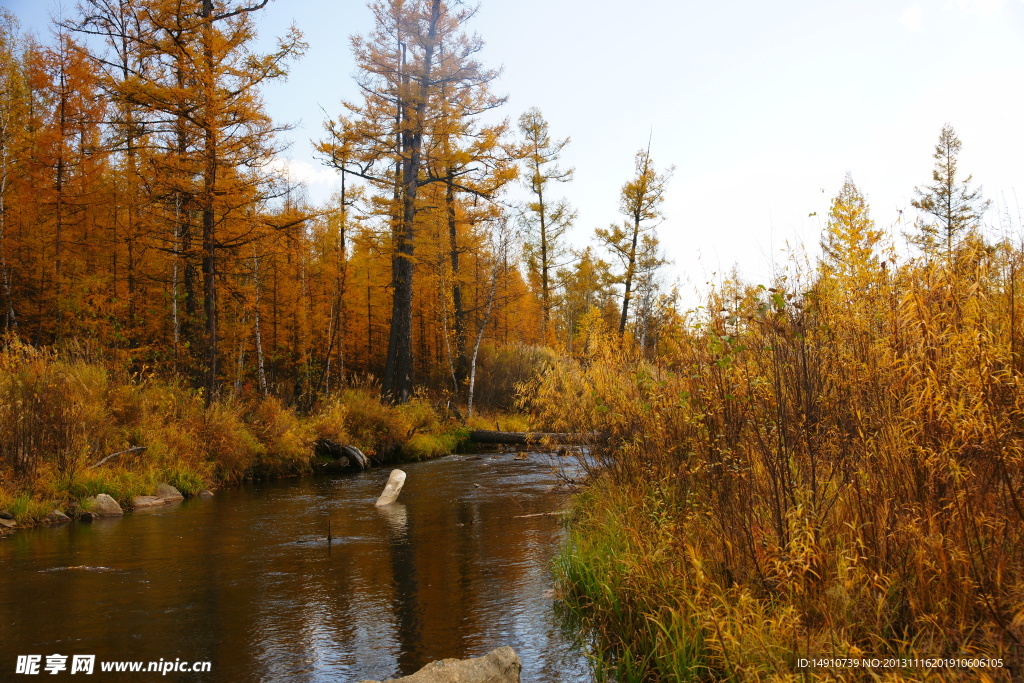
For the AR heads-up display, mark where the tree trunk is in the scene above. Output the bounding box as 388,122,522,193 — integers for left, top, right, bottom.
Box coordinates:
201,0,218,405
382,0,440,404
446,172,467,381
253,249,267,397
618,217,640,335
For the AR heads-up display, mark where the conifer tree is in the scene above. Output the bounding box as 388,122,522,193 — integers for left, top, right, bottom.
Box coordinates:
596,146,672,335
821,173,884,282
321,0,504,403
0,10,26,332
911,124,990,258
109,0,305,399
517,108,574,343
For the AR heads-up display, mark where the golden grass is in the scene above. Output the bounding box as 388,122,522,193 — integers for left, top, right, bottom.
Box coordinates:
538,238,1024,681
0,345,470,521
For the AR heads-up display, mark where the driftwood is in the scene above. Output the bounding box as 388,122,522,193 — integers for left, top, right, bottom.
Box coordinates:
512,510,571,519
468,430,599,445
88,446,146,469
314,439,369,471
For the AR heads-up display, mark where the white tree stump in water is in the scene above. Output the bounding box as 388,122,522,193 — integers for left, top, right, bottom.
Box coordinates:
375,470,407,506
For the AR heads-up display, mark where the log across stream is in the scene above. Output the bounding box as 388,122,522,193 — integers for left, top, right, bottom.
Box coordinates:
467,430,600,445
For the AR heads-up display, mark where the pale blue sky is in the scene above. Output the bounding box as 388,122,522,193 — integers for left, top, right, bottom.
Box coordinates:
8,0,1024,301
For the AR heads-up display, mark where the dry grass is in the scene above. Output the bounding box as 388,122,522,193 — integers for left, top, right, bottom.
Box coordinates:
537,238,1024,681
0,346,469,520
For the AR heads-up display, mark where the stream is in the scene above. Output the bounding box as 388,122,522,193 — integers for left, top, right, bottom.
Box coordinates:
0,453,591,681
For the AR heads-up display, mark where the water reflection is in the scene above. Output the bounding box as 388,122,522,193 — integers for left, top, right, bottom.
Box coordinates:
0,454,590,682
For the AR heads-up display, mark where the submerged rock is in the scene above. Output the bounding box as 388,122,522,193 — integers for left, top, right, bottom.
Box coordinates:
375,469,406,507
86,494,124,517
359,647,521,683
198,489,214,499
155,483,184,501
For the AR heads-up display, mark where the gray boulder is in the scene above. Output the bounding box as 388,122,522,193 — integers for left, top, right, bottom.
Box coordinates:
359,647,520,683
155,483,184,501
46,510,71,525
132,496,166,508
86,494,124,517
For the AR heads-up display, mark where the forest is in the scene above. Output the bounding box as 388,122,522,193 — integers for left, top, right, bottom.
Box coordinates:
2,0,1023,680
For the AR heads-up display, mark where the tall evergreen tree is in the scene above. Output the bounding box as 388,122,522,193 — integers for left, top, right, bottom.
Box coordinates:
596,145,672,335
911,124,990,258
821,173,884,281
321,0,503,403
517,108,574,343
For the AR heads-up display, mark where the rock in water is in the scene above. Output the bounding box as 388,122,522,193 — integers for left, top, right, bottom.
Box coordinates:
155,483,184,501
0,517,16,528
46,510,71,525
358,647,521,683
198,489,214,499
374,469,407,507
87,494,124,517
132,496,165,509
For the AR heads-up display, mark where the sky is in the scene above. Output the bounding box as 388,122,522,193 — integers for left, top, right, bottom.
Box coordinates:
7,0,1024,304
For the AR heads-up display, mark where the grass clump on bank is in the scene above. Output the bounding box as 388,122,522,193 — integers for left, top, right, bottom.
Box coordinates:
0,344,480,524
534,238,1024,681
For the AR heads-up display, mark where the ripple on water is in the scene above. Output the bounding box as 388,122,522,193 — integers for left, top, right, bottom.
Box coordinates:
4,454,592,682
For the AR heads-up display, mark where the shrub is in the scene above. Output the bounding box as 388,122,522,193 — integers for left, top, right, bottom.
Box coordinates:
249,397,313,476
201,402,262,483
542,241,1024,679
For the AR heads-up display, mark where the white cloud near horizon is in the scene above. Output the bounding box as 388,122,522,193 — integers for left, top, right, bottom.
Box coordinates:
953,0,1006,15
900,3,925,30
267,157,340,189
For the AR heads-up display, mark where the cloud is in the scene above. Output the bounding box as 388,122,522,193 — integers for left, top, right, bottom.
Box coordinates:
954,0,1005,14
266,157,339,187
900,3,925,30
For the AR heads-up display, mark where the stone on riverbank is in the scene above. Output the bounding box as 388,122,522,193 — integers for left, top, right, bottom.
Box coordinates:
86,494,124,517
358,647,521,683
375,469,406,507
155,483,184,501
0,510,14,520
46,510,71,524
0,516,16,528
132,496,166,508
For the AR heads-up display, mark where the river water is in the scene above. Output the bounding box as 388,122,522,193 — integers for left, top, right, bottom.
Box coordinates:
0,453,592,681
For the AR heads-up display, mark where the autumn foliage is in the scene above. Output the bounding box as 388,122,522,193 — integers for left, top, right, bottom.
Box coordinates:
535,223,1024,678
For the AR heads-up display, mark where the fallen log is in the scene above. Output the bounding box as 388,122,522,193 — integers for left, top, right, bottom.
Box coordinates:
468,430,600,445
512,510,571,519
88,446,146,469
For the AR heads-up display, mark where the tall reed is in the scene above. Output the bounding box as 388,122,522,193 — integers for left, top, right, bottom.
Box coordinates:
534,237,1024,680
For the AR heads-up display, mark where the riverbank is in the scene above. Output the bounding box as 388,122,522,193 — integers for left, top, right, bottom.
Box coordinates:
0,341,530,531
536,249,1024,681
